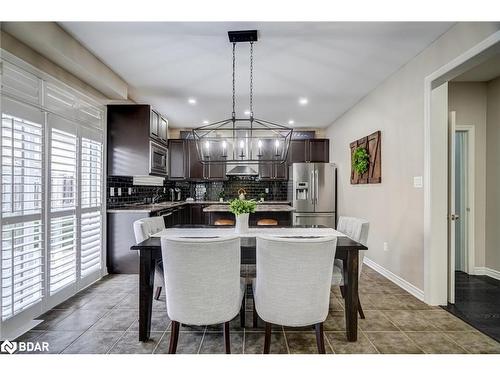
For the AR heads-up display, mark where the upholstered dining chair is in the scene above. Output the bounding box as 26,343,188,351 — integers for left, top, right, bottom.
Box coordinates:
253,235,337,354
331,216,370,319
133,216,166,300
161,236,245,354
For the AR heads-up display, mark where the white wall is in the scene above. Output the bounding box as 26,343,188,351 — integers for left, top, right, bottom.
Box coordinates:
486,77,500,272
1,22,128,100
325,22,500,291
448,82,488,268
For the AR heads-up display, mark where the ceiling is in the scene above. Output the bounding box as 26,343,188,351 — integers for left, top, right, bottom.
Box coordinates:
453,53,500,82
59,22,452,129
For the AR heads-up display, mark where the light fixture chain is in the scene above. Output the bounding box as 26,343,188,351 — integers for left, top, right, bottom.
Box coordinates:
250,41,254,118
232,42,236,120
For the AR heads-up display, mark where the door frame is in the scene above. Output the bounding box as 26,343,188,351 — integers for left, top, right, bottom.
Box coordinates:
424,30,500,305
455,124,475,275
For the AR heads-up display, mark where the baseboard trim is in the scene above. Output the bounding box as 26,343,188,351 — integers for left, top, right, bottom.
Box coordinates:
363,257,425,301
473,267,500,280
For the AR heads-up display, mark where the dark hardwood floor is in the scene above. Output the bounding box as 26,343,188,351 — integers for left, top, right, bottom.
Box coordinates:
444,271,500,342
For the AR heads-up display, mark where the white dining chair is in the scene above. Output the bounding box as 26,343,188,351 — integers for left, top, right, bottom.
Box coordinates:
133,216,166,300
253,235,337,354
161,236,245,354
332,216,370,319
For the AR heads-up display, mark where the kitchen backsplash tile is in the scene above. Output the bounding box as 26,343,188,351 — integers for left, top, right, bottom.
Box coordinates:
107,176,288,207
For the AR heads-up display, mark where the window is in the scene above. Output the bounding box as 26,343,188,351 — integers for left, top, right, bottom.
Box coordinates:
1,55,105,337
1,100,44,322
81,138,102,208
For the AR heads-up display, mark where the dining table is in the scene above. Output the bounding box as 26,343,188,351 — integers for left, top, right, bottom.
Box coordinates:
130,225,367,342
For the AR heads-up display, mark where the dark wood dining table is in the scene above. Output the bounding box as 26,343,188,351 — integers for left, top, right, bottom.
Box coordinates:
130,225,367,342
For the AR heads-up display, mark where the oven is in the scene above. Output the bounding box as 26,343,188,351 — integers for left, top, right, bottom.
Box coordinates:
150,140,168,176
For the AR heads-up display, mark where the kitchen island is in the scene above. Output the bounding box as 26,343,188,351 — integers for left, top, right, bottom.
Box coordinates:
203,203,294,226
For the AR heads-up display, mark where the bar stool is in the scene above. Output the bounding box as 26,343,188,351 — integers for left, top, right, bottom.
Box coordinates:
257,218,278,226
215,219,235,226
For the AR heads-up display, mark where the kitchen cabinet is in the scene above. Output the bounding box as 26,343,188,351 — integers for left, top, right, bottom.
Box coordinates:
150,110,168,143
107,104,169,176
168,139,186,180
288,139,329,163
258,139,288,180
186,140,226,180
190,204,209,224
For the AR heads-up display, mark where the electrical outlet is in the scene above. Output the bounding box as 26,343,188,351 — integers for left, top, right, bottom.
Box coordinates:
413,176,423,188
128,187,132,195
117,188,122,196
110,188,114,197
265,188,269,194
383,242,389,252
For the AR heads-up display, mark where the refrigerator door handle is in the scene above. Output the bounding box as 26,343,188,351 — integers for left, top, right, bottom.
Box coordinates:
310,169,315,204
315,169,319,204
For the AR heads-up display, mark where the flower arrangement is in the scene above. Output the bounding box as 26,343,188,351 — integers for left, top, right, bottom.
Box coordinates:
229,199,257,216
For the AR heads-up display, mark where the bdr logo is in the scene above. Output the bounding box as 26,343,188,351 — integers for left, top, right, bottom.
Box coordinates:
1,340,49,354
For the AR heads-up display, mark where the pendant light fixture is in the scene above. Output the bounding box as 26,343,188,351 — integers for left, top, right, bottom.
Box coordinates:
192,30,293,166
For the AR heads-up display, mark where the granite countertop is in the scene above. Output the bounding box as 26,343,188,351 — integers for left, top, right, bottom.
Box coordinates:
203,204,295,213
107,200,292,214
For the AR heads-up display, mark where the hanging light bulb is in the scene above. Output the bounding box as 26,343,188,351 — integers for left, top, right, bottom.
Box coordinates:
239,140,245,158
221,140,227,158
257,139,263,157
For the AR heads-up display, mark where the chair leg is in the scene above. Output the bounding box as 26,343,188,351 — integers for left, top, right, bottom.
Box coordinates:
358,294,366,319
252,294,258,328
168,321,180,354
154,286,162,301
263,322,272,354
315,323,326,354
339,285,346,299
223,321,231,354
240,292,246,328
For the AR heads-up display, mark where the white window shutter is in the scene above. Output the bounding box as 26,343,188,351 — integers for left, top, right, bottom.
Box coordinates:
1,99,45,322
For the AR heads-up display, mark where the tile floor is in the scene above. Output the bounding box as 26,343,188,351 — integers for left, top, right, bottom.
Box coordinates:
13,266,500,354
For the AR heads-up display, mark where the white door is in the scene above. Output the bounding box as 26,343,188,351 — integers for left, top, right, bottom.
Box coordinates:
448,111,457,304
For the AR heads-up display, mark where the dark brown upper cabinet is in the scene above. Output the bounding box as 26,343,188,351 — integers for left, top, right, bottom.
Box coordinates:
288,139,330,163
150,110,168,144
107,104,168,176
258,139,288,180
168,139,186,180
184,140,227,181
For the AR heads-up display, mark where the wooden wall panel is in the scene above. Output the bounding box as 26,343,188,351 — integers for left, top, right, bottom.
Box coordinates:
350,131,381,185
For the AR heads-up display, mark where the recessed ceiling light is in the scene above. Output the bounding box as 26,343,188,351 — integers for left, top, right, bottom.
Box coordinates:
202,120,209,125
288,120,295,125
188,98,197,105
298,97,308,106
244,110,251,116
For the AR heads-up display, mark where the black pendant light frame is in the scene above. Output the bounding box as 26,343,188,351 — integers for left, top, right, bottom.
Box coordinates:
192,30,293,165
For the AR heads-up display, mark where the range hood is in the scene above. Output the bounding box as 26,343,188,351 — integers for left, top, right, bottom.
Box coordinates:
226,164,259,176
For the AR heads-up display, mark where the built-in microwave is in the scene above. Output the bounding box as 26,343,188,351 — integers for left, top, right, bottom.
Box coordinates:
150,140,168,176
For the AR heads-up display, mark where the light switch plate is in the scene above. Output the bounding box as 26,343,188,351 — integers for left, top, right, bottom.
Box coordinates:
413,176,423,188
110,188,114,197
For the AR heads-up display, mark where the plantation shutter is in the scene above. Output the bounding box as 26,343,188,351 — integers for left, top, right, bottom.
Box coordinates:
1,97,45,321
48,115,78,295
80,128,103,279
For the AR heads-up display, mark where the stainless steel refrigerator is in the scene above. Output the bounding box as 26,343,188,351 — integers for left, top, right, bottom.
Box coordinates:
288,163,337,227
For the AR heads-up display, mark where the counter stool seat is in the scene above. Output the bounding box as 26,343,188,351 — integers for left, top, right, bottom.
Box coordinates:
215,219,235,226
257,218,278,226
